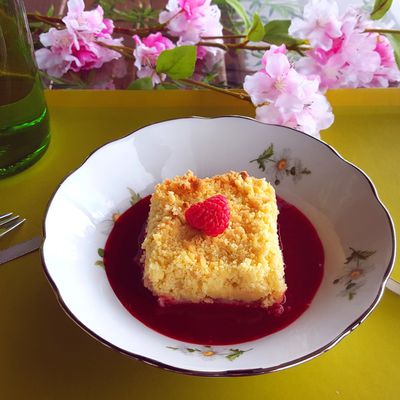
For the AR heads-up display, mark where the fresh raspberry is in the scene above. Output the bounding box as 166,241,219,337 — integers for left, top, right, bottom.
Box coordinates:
185,194,230,237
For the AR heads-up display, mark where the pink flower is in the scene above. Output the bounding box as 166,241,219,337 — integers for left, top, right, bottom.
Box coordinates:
289,0,342,51
244,45,334,137
179,0,206,17
254,90,333,138
35,0,123,78
36,29,75,78
196,45,208,60
245,45,303,107
101,19,115,37
62,0,121,46
367,35,400,87
159,0,223,55
296,30,382,90
63,0,111,37
293,1,400,90
133,33,175,86
36,28,122,78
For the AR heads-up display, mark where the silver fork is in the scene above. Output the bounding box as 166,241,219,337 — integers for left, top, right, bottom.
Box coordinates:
0,213,26,238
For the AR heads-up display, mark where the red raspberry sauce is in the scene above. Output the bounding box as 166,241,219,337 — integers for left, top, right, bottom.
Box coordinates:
104,195,324,345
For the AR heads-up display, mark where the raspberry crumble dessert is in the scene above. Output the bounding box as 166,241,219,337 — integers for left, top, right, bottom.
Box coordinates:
141,170,287,307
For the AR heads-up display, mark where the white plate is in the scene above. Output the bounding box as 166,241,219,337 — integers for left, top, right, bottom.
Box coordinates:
42,117,395,376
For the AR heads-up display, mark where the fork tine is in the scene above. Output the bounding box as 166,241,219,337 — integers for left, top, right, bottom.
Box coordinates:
0,212,13,221
0,218,26,238
0,215,19,228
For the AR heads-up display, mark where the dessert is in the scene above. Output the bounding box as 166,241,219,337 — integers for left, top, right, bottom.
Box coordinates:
105,179,324,344
141,171,286,307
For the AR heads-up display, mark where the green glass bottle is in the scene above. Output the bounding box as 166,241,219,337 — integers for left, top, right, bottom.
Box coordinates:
0,0,50,178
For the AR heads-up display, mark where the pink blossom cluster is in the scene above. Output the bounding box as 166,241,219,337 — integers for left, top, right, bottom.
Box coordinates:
159,0,223,53
132,0,224,86
35,0,123,78
133,33,175,86
289,0,400,90
244,45,334,137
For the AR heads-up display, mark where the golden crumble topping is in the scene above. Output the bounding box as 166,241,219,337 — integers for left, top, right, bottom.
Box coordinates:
141,171,286,307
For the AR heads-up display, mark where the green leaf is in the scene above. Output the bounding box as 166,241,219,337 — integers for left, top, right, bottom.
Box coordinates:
247,13,265,42
128,77,153,90
371,0,393,20
29,22,43,29
166,346,178,350
95,260,104,267
356,250,376,260
186,348,197,353
385,33,400,69
156,83,179,90
263,20,304,47
249,144,274,172
98,248,104,258
225,0,251,30
225,348,252,361
345,248,376,264
46,4,54,16
156,46,196,80
226,350,243,361
128,188,141,205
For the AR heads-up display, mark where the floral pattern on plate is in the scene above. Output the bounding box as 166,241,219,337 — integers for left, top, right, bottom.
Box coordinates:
333,248,376,300
95,188,141,267
167,345,252,361
250,143,311,185
95,248,105,267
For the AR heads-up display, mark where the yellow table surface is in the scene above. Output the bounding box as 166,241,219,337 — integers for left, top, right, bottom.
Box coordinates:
0,89,399,399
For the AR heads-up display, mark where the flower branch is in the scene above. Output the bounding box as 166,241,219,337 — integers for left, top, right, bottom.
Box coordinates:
364,28,400,35
180,78,252,102
96,41,134,59
201,34,247,40
27,12,167,36
114,25,166,36
26,11,308,54
197,41,310,52
28,13,64,28
197,41,229,51
28,13,62,24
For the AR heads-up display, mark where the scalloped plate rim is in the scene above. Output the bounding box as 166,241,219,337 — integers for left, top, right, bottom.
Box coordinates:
40,115,396,377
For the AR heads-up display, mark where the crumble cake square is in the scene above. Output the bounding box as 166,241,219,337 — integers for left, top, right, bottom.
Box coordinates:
141,171,286,307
